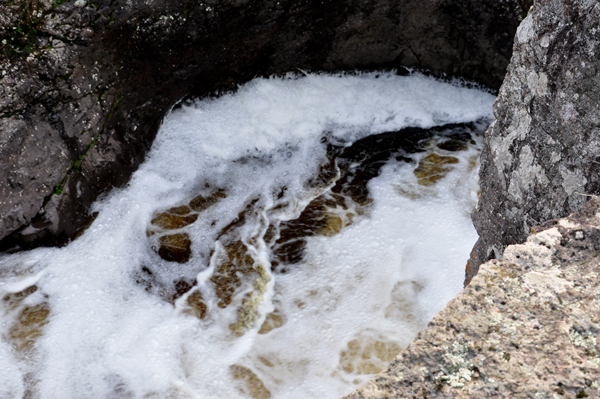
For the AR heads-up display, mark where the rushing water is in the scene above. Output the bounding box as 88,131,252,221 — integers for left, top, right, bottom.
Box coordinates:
0,72,494,399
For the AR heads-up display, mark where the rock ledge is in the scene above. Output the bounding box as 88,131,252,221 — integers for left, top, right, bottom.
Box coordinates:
344,197,600,398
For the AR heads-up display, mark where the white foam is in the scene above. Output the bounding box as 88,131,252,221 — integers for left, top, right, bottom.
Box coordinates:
240,130,483,398
0,339,23,398
0,72,494,398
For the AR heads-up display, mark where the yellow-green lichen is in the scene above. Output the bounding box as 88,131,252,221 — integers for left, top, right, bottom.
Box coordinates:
435,339,473,389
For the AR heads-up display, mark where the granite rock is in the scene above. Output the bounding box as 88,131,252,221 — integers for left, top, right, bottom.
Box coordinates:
468,0,600,283
344,196,600,399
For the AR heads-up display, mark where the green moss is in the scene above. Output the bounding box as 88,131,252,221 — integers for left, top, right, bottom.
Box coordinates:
106,94,124,122
51,0,68,10
73,153,86,171
50,173,68,198
4,15,41,59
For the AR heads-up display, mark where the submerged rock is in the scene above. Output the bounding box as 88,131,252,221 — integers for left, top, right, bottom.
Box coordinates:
146,186,225,263
413,153,459,186
344,197,600,399
273,122,483,269
468,0,600,283
10,303,50,353
139,121,482,337
157,233,192,264
186,291,208,320
2,283,49,356
0,0,530,250
339,335,402,376
231,364,272,399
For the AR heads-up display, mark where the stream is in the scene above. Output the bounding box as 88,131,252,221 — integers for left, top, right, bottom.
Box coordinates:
0,72,494,399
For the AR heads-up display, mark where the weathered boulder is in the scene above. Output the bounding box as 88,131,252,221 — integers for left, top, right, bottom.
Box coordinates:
345,196,600,399
0,0,530,249
468,0,600,283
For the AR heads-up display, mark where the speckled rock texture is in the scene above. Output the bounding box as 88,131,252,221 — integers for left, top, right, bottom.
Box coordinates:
0,0,530,249
344,196,600,399
468,0,600,284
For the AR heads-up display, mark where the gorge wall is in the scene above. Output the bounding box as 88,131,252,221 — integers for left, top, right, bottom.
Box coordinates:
467,0,600,284
0,0,530,249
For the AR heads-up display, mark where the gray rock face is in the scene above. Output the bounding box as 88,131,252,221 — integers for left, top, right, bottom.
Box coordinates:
344,197,600,399
468,0,600,283
0,0,529,249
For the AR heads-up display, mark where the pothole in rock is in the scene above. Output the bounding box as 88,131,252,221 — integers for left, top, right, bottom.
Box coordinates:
0,72,494,399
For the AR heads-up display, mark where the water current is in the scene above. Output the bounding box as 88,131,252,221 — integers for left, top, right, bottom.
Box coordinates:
0,72,495,398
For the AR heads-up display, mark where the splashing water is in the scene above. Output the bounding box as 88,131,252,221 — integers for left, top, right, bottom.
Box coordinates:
0,72,494,399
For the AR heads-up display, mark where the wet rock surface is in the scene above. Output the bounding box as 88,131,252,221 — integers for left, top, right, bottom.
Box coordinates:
345,197,600,399
468,0,600,283
0,0,530,250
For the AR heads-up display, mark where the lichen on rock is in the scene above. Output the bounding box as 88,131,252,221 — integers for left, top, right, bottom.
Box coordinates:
344,197,600,398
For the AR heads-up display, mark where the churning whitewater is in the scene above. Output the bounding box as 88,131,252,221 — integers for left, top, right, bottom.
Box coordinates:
0,72,494,399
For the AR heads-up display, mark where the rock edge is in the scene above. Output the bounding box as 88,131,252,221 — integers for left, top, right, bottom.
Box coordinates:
344,196,600,398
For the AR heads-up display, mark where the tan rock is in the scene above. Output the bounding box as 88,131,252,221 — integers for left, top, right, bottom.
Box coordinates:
343,197,600,399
